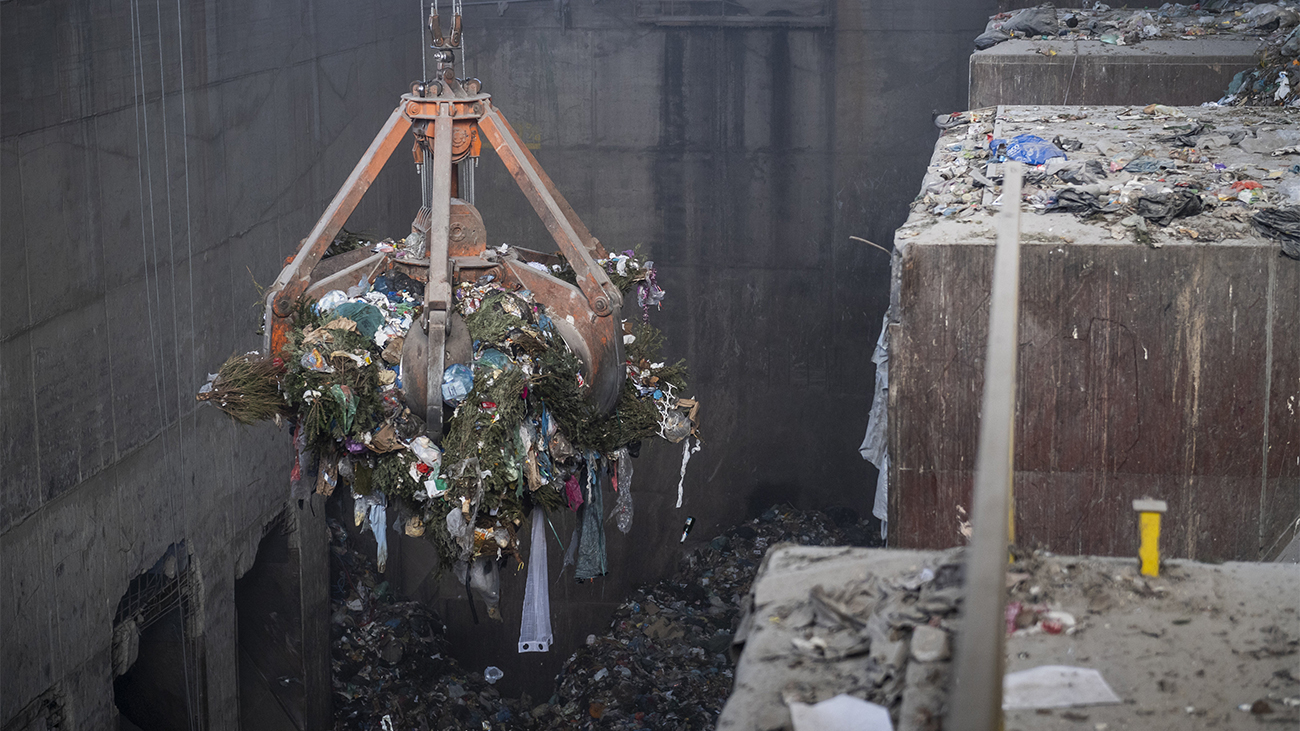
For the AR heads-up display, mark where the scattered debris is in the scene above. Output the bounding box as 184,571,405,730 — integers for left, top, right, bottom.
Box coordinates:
328,517,529,730
724,542,1300,730
532,506,872,730
977,2,1300,56
915,103,1300,256
975,3,1300,108
330,505,871,729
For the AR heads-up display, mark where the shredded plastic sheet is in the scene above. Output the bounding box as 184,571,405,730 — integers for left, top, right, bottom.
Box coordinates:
676,436,701,509
860,315,891,541
562,524,580,574
612,448,634,534
575,460,607,580
518,507,553,653
1253,205,1300,259
368,502,388,572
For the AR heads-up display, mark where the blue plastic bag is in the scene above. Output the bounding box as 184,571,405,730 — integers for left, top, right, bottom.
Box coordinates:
474,348,513,373
989,134,1067,165
441,364,474,406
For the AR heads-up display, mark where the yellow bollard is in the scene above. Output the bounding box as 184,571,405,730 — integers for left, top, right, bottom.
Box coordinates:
1132,499,1168,577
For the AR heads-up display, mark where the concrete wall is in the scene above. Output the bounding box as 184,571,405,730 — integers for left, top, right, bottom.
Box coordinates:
0,0,413,724
891,243,1299,562
2,0,1001,715
969,39,1258,109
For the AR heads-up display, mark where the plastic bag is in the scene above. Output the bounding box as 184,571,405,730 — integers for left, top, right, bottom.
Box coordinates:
300,348,334,373
314,290,348,314
329,384,357,432
1136,190,1203,227
354,492,388,571
441,364,474,406
1000,4,1057,36
474,348,512,373
446,508,471,553
457,557,502,621
408,435,442,467
518,508,553,653
1252,206,1300,260
575,460,607,580
989,134,1067,165
1243,3,1300,31
331,302,384,340
660,408,693,443
564,474,584,511
368,502,388,572
974,29,1010,50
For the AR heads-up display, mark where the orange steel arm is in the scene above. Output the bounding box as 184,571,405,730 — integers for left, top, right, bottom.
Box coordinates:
477,104,622,318
265,105,413,348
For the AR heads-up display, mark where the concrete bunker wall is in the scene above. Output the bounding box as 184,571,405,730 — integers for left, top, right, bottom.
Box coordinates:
0,0,382,723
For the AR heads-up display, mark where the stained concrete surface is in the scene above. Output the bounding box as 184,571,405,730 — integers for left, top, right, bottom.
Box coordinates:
721,545,1300,731
970,38,1261,108
3,0,1006,720
0,0,405,724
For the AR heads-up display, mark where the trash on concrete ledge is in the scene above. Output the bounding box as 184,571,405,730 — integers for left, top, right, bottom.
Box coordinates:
1002,665,1122,710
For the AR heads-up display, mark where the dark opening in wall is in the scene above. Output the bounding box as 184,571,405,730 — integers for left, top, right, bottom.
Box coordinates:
112,544,205,731
235,513,305,730
2,686,66,731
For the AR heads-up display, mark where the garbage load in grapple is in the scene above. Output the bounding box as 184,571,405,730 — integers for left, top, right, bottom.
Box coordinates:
198,6,701,635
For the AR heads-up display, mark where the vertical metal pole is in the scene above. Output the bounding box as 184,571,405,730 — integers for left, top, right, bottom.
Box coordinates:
425,111,454,435
947,161,1024,731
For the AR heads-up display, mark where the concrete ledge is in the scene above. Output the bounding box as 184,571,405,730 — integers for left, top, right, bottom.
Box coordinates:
970,38,1262,107
720,545,1300,731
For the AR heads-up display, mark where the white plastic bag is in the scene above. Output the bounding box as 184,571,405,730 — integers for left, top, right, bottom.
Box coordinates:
456,556,502,621
518,507,553,653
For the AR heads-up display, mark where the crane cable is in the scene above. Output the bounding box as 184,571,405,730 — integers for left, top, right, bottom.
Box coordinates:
128,0,200,726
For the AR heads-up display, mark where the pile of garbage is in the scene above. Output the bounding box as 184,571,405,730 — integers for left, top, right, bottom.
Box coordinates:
526,506,871,730
201,234,702,631
329,517,530,730
762,549,968,729
327,505,872,729
976,2,1300,55
1222,21,1300,105
915,104,1300,259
